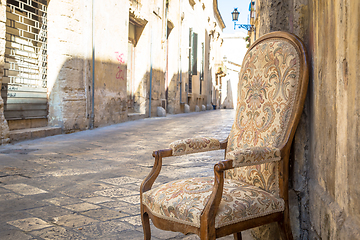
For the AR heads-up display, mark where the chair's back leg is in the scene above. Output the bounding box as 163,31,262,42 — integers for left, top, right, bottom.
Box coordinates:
278,208,294,240
234,232,242,240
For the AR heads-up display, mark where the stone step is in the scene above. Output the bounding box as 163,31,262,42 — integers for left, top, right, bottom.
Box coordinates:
127,113,146,121
10,126,62,142
8,118,48,131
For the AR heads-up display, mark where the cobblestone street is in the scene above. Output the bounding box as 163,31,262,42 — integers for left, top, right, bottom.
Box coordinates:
0,110,253,240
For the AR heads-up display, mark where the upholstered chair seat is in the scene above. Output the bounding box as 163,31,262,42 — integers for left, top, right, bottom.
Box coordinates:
143,177,285,229
140,32,309,240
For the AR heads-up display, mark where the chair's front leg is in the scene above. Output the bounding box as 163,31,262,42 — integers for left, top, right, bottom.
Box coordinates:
140,149,172,240
141,208,151,240
199,162,227,240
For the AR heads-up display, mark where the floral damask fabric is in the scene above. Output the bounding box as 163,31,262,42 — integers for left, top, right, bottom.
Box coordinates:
226,146,281,168
142,177,284,228
225,38,301,196
170,137,220,156
225,162,280,196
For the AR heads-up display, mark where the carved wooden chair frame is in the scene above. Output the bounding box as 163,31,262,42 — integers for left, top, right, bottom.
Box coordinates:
140,31,309,240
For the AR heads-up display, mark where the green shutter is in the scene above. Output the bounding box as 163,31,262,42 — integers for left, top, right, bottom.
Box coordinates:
189,28,192,75
201,42,204,81
191,32,198,75
188,28,193,93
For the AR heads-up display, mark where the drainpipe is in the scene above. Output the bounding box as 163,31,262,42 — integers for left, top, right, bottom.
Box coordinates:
179,0,184,104
179,41,182,104
165,2,168,109
149,31,153,117
90,0,95,129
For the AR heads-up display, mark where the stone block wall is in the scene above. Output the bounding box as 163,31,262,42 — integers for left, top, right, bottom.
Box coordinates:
92,1,129,127
306,1,360,239
253,0,360,239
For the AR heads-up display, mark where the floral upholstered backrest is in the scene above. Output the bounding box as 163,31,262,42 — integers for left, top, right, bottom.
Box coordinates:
226,36,303,197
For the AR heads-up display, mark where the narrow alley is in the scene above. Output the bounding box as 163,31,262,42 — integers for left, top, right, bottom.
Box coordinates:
0,109,252,239
1,0,359,238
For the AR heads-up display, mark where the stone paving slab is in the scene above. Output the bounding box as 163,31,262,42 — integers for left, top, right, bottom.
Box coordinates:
0,230,36,240
2,183,48,195
0,110,255,239
7,218,52,231
82,196,114,204
31,226,88,239
26,206,74,220
81,208,128,221
52,214,99,228
44,196,82,206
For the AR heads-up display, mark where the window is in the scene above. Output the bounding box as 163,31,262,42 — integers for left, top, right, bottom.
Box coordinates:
188,29,198,93
191,32,198,75
200,42,204,94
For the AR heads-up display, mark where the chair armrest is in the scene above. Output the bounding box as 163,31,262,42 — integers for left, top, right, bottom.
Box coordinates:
141,149,171,195
169,137,222,156
226,146,281,168
141,138,227,196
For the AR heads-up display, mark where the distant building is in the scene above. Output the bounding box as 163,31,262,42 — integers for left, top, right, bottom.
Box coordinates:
221,32,247,109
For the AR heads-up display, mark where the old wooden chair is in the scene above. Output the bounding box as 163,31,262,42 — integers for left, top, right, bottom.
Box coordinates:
140,31,309,240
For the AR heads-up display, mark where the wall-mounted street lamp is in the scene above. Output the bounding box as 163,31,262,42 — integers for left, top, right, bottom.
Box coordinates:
231,8,255,31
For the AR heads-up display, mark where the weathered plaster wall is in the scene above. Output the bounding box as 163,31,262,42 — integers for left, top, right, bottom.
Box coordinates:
131,4,150,116
258,0,290,36
48,0,91,131
148,0,166,117
93,1,129,127
307,0,360,239
0,0,10,144
48,0,130,130
254,0,360,239
167,0,181,114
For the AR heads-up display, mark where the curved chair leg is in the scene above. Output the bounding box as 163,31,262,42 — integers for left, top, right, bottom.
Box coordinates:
141,211,151,240
233,232,242,240
278,209,293,240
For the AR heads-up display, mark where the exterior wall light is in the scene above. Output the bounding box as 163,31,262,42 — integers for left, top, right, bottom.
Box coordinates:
231,8,255,31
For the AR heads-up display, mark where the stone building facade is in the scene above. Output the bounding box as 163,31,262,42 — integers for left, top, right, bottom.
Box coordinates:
0,0,225,143
246,0,360,239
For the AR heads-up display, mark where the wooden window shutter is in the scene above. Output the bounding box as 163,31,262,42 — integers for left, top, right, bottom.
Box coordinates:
191,32,198,75
201,42,204,80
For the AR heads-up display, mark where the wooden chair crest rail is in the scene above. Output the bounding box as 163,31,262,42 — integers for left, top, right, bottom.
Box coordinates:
140,31,309,240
